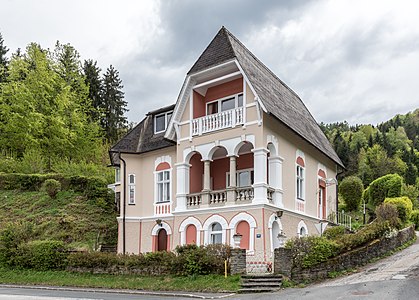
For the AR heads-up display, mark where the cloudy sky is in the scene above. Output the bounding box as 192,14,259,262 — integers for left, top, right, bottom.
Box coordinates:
1,0,418,125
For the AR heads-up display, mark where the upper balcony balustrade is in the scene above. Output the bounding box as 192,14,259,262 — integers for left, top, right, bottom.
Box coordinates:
191,106,244,136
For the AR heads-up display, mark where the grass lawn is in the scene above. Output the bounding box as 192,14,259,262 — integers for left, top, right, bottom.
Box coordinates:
0,268,241,292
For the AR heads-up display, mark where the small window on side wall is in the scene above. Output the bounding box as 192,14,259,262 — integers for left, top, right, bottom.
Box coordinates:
128,174,135,205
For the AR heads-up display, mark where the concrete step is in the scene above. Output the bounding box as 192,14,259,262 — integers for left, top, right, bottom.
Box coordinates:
241,282,281,288
242,277,283,283
241,274,283,279
238,287,280,293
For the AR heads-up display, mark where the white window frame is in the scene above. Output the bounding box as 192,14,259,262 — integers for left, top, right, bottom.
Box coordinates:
115,167,121,183
226,168,254,187
128,173,135,205
205,93,243,115
209,222,223,245
154,111,173,134
296,165,305,200
156,169,171,203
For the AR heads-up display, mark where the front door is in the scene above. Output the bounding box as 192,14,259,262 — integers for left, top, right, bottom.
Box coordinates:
318,186,326,219
157,228,167,251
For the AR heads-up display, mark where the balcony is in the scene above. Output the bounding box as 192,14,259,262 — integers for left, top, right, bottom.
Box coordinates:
191,107,244,136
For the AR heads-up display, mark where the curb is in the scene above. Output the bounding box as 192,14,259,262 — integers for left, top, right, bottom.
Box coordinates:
0,284,236,299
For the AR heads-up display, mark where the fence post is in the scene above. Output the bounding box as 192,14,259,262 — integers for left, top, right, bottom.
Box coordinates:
230,248,246,275
274,248,292,277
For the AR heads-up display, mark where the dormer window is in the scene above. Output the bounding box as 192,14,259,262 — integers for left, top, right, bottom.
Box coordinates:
206,93,243,115
154,111,172,134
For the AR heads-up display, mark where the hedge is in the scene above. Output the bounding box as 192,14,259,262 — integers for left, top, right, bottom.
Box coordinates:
0,173,110,199
384,197,413,223
411,210,419,229
364,174,402,207
339,176,364,211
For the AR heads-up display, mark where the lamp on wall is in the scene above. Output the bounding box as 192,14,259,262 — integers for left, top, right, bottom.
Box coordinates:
275,210,284,220
156,219,163,227
232,233,243,248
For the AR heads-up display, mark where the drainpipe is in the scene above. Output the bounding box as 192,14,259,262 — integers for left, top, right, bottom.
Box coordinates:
119,152,126,255
336,167,344,224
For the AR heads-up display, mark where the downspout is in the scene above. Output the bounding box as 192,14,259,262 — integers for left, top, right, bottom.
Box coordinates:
119,152,127,255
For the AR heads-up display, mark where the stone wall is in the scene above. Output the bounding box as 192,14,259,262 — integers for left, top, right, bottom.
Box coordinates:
274,226,416,283
230,248,246,275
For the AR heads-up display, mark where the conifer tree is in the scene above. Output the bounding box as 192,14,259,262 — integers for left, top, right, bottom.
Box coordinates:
101,65,128,143
83,59,102,122
0,32,9,82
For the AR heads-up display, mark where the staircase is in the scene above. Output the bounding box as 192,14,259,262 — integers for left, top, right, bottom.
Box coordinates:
239,274,283,293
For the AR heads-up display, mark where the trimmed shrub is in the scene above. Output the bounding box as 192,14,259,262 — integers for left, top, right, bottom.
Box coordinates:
323,225,346,240
364,174,402,207
339,176,364,211
42,179,61,198
411,210,419,229
336,221,390,252
384,197,413,223
285,236,340,268
375,203,400,228
15,240,67,270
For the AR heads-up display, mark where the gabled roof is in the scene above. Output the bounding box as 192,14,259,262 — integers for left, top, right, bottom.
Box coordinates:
109,104,176,166
187,27,343,167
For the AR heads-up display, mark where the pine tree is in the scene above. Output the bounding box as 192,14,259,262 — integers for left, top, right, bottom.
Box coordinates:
101,65,128,143
83,59,102,122
0,32,9,82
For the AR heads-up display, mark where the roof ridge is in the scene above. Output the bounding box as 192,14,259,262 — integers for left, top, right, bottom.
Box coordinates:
223,27,303,102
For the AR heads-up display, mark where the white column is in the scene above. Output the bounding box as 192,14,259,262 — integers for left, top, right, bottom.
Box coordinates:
252,148,269,204
202,160,211,191
268,156,284,207
175,162,190,211
229,155,237,187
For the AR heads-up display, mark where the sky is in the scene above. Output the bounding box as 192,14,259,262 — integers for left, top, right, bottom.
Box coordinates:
1,0,419,125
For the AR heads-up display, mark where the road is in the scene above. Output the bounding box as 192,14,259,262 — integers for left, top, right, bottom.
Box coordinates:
1,232,418,300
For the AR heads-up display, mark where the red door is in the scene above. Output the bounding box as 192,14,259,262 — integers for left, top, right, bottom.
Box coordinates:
157,229,167,251
318,186,326,219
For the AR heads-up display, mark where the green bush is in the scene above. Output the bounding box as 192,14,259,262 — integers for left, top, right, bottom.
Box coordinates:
336,221,390,252
0,221,34,268
15,240,67,270
364,174,402,207
339,176,364,211
323,226,346,240
285,236,340,268
411,210,419,229
375,203,400,228
42,179,61,198
384,197,413,223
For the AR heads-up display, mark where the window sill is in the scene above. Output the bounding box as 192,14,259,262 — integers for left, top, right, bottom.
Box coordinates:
156,200,171,204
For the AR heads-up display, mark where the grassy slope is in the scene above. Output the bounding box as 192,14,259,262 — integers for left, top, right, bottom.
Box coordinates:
0,190,117,250
0,269,240,292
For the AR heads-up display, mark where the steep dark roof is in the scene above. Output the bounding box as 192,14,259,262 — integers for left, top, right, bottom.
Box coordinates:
109,104,176,165
188,27,343,167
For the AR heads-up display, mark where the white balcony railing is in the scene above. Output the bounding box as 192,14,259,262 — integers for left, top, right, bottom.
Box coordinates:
191,107,244,136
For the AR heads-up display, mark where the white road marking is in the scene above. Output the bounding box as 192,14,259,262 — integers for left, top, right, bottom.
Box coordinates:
0,295,99,300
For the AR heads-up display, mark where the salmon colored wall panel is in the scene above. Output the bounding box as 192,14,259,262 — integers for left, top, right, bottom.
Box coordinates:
205,78,243,103
236,221,250,250
186,224,197,245
237,153,254,170
190,153,203,193
296,156,305,167
193,91,206,119
318,169,326,178
156,162,170,171
211,157,229,190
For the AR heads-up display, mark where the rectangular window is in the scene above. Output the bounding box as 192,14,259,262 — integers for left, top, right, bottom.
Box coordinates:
297,166,304,200
128,173,135,205
115,168,121,183
226,169,254,187
206,93,243,116
157,170,170,202
154,111,173,134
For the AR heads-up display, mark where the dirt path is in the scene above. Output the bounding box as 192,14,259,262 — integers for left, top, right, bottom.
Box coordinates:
319,231,419,287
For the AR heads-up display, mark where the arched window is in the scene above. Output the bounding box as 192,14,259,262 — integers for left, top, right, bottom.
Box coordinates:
210,222,222,244
186,224,197,245
299,226,307,237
